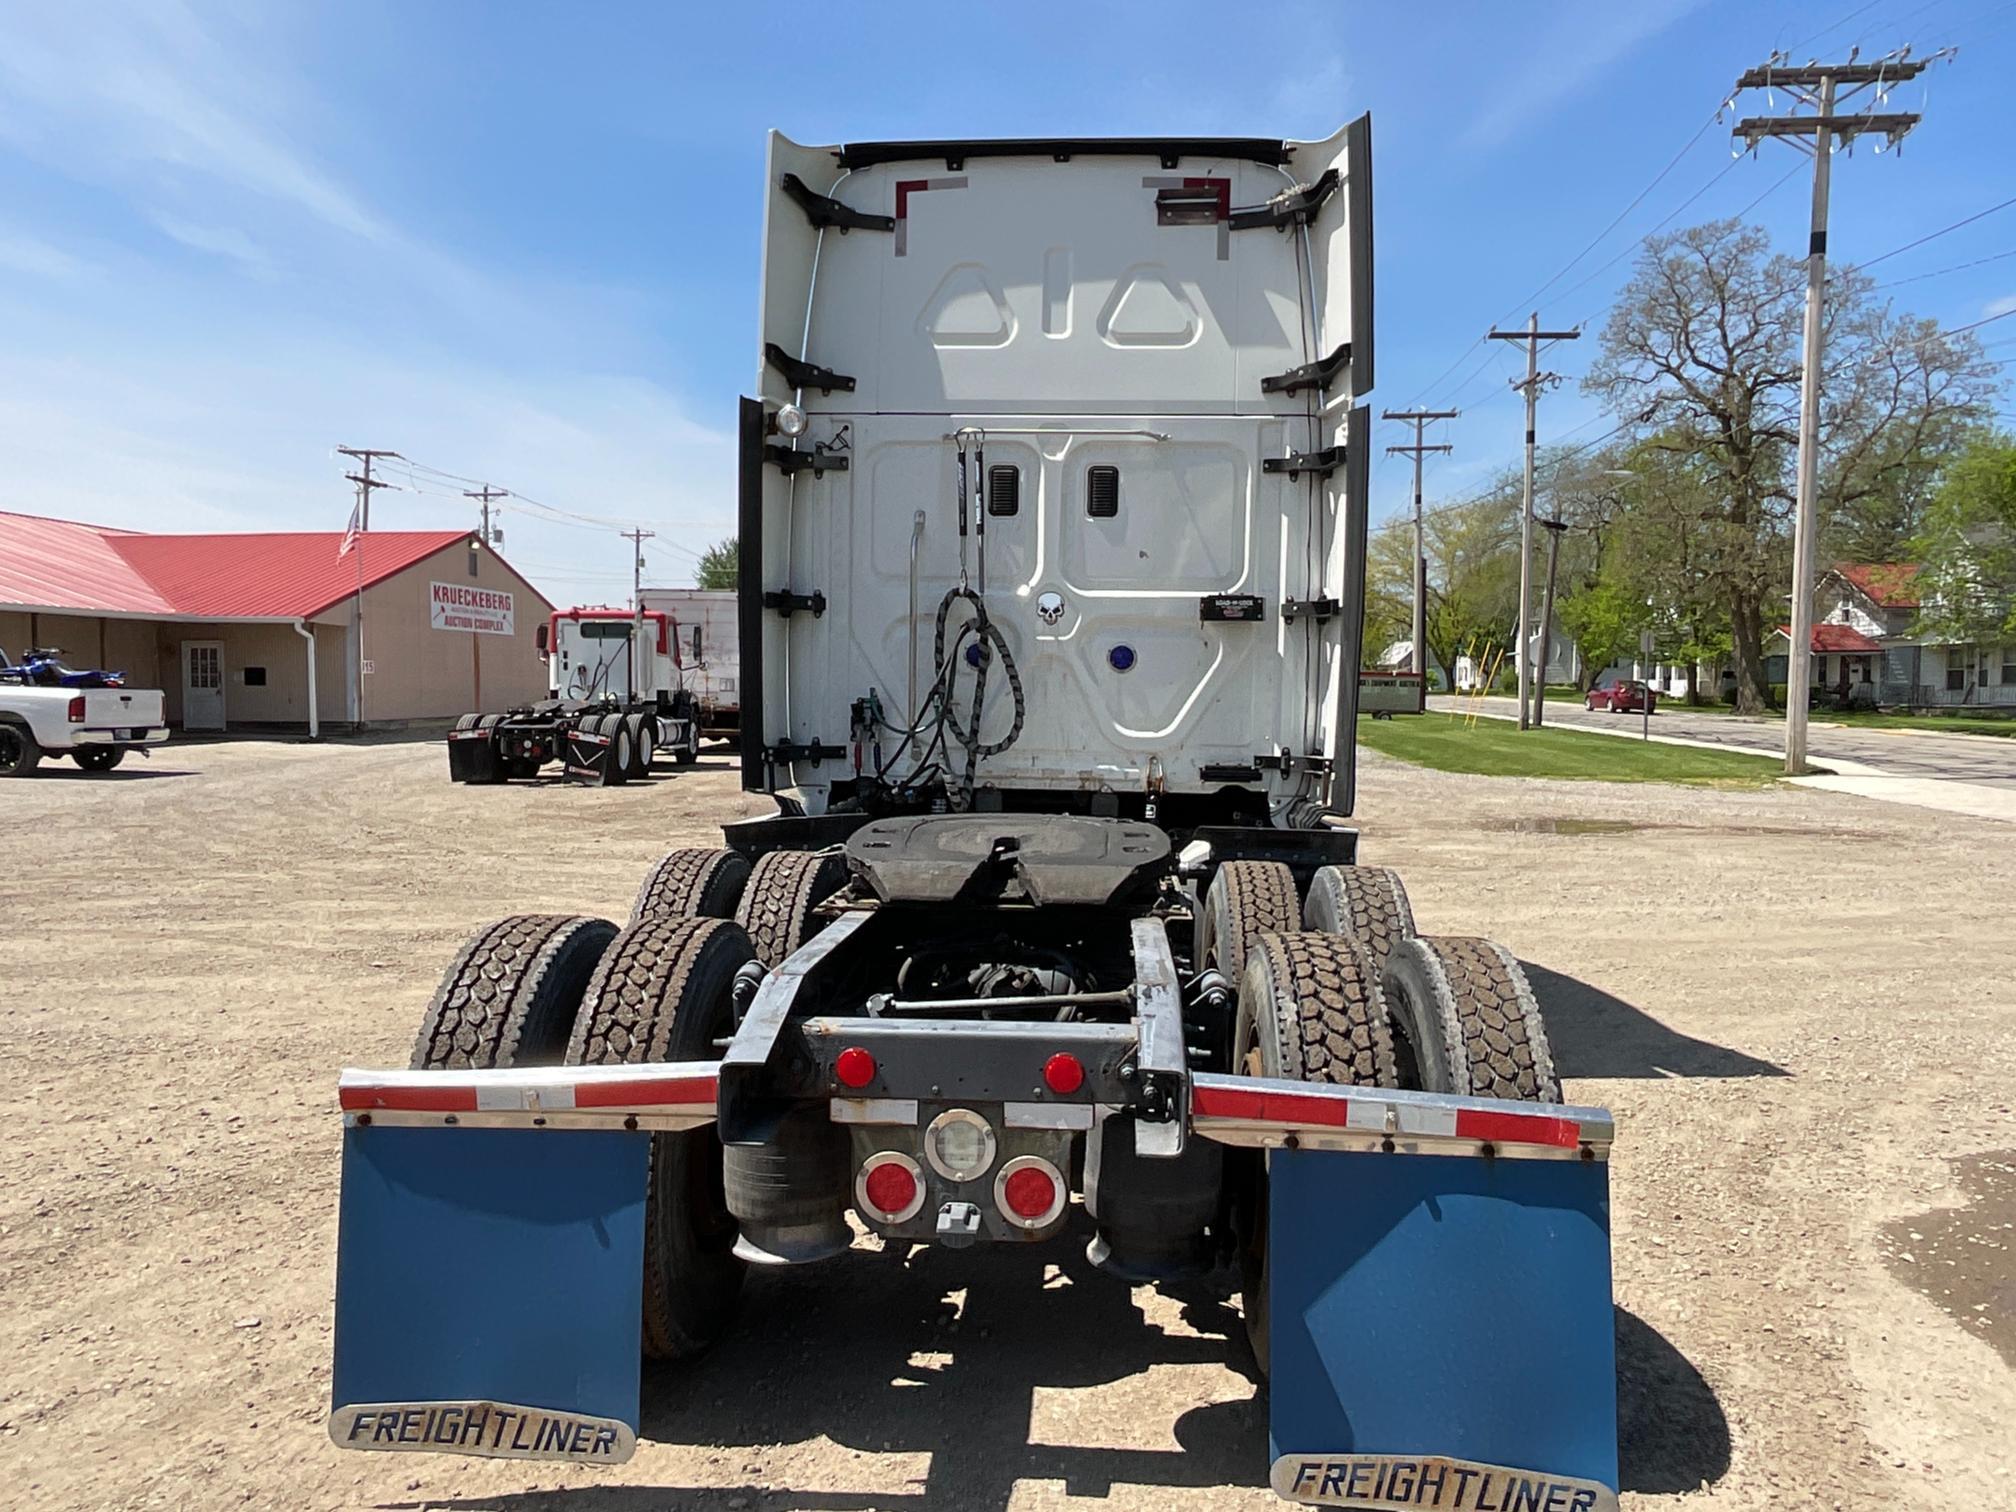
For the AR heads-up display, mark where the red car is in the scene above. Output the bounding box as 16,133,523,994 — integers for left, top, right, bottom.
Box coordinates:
1586,680,1656,714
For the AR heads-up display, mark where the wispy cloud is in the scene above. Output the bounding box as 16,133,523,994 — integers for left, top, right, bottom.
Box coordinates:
0,232,92,281
152,216,275,277
1987,293,2016,319
1459,0,1707,151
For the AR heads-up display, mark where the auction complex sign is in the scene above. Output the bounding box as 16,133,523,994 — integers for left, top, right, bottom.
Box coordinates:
430,582,515,636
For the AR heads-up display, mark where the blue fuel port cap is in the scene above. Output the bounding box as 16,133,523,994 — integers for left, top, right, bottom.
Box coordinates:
1108,644,1137,673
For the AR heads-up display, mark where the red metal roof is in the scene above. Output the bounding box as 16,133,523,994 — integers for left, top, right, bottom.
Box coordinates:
0,510,175,615
0,510,550,621
1776,623,1883,654
1832,561,1921,608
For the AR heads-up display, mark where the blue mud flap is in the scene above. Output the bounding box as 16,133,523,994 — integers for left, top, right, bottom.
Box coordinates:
1267,1149,1618,1511
330,1125,648,1464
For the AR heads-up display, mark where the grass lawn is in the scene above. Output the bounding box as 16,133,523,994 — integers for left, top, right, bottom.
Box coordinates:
1357,713,1784,787
1669,702,2016,738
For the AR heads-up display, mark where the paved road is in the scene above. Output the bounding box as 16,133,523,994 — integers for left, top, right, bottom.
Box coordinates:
1429,694,2016,787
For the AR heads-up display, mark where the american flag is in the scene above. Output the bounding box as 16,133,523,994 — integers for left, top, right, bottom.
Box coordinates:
339,499,361,558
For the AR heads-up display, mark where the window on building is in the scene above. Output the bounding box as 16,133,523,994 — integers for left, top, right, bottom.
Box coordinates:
242,666,267,687
1946,645,1971,692
2002,645,2016,685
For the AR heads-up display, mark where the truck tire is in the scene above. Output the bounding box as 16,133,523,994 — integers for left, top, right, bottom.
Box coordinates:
1380,936,1561,1103
632,847,751,923
674,720,700,765
0,723,43,777
565,915,754,1359
1196,860,1298,981
630,714,658,778
734,849,850,968
602,714,633,785
410,914,617,1070
1234,930,1398,1376
73,747,127,772
453,712,481,732
1302,864,1415,975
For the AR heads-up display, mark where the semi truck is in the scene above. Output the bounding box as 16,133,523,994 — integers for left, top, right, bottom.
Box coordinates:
640,587,740,742
445,606,703,785
337,120,1620,1508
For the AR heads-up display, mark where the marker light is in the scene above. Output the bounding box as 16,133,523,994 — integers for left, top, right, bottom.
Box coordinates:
994,1155,1067,1229
924,1107,997,1183
835,1046,877,1089
774,403,808,438
857,1152,925,1224
1043,1052,1085,1095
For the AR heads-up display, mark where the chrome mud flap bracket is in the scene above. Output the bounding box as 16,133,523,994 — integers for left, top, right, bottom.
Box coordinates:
1191,1076,1620,1511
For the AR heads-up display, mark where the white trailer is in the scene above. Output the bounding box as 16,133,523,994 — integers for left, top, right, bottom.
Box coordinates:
640,588,740,740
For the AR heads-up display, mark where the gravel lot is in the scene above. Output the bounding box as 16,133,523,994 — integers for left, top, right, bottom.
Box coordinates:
2,737,2010,1512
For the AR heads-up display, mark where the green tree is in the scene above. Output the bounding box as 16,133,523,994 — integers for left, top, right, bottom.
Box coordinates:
1587,218,1997,712
1913,429,2016,643
694,536,738,591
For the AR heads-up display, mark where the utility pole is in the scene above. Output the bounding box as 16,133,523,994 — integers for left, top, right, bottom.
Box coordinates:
336,447,400,729
1486,315,1579,728
1730,49,1942,774
623,528,654,700
1534,517,1569,727
1383,408,1458,688
464,485,508,546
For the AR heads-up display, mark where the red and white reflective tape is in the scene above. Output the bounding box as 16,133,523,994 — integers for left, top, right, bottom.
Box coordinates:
338,1063,718,1132
1188,1074,1612,1160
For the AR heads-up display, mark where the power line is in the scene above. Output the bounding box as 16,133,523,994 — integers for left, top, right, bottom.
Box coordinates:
1872,244,2016,287
1857,192,2016,271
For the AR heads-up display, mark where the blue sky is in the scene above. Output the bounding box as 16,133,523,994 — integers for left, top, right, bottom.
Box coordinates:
1,1,2011,608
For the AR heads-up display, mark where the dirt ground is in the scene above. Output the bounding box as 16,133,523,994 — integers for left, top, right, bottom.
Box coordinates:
2,737,2011,1512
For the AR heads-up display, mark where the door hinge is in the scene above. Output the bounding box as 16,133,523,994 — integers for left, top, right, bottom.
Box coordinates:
779,173,895,234
764,342,857,395
1261,447,1343,479
765,444,849,476
1261,342,1351,396
1254,750,1333,777
763,591,827,618
767,740,847,768
1280,598,1339,624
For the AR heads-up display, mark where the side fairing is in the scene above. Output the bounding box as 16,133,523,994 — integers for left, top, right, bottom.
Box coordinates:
749,123,1372,814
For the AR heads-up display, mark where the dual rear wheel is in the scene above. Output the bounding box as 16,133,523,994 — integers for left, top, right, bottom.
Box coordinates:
411,845,853,1361
1206,859,1561,1374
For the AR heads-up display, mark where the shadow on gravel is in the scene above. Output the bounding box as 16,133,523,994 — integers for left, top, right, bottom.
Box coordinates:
25,766,195,781
407,1220,1263,1511
1523,961,1787,1079
1616,1307,1732,1494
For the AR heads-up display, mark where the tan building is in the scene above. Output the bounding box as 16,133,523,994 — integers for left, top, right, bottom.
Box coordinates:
0,509,553,732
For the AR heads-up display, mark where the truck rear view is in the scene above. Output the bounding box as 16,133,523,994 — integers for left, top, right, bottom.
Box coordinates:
331,122,1621,1510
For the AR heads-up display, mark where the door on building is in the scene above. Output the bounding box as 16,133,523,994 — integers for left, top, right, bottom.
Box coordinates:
182,641,225,730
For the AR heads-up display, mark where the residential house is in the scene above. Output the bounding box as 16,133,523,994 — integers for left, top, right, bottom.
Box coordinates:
1789,562,2016,709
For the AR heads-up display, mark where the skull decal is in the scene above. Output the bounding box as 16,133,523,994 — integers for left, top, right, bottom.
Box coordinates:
1036,590,1067,627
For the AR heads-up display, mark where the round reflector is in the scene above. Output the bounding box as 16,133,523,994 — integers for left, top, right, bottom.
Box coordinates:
835,1046,876,1089
864,1160,917,1217
993,1155,1067,1229
1042,1052,1085,1095
856,1152,925,1224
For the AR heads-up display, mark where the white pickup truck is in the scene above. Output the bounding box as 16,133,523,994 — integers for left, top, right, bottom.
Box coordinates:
0,656,170,776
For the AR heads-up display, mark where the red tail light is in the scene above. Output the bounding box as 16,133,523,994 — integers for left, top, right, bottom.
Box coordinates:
67,695,86,722
994,1156,1067,1229
835,1046,877,1089
1042,1052,1085,1095
856,1152,925,1224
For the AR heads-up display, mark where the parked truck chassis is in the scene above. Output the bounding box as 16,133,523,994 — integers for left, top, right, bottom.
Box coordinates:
332,122,1622,1508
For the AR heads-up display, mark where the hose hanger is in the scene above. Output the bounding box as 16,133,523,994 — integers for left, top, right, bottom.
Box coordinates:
952,426,987,593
